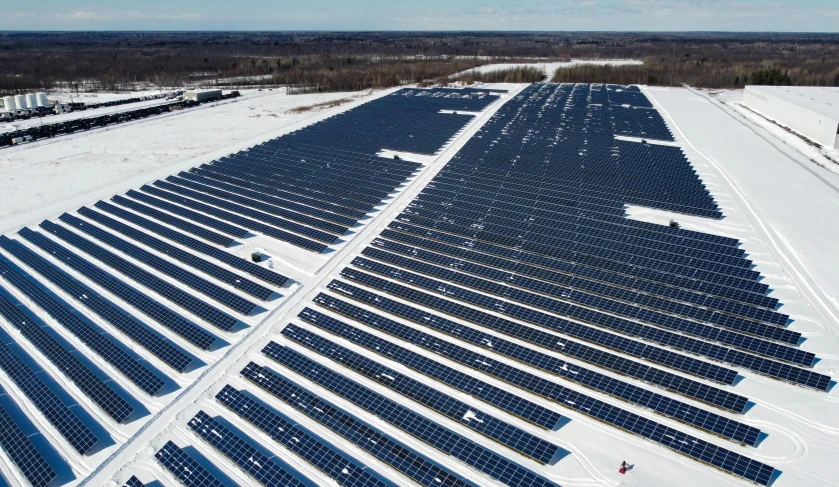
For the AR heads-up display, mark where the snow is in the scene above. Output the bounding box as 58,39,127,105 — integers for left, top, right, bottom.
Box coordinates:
0,88,388,234
3,82,839,487
458,59,642,77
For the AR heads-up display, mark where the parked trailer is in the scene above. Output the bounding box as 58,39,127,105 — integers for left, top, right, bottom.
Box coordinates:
184,89,222,102
0,90,239,148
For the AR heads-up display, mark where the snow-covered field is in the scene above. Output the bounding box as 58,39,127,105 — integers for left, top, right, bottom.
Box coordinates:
0,88,386,234
459,59,642,77
0,82,837,487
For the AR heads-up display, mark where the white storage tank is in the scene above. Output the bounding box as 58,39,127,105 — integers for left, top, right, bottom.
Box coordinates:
2,96,15,112
183,89,222,102
14,95,26,109
36,92,48,107
25,93,37,108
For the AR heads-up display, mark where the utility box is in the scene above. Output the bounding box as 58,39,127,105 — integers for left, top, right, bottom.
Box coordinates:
183,89,222,102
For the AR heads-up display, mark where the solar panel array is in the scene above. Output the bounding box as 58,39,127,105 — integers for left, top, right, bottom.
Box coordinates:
155,441,233,487
0,86,503,485
123,476,146,487
240,82,827,487
0,387,57,487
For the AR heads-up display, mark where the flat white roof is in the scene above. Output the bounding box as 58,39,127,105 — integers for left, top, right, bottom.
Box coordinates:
746,85,839,120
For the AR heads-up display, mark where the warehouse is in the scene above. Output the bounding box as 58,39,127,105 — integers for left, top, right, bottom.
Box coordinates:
743,85,839,149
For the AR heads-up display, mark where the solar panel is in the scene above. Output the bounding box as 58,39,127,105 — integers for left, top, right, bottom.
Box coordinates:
389,220,776,310
329,271,737,386
111,194,235,247
125,189,249,239
261,341,562,487
358,247,801,350
304,284,774,483
340,264,828,390
178,170,360,226
154,179,339,243
0,252,165,395
167,174,350,234
374,230,787,327
282,323,562,463
0,335,98,454
123,476,146,487
155,441,233,487
0,235,192,373
0,284,134,422
215,386,397,487
310,290,746,414
0,391,56,487
95,200,289,287
236,366,472,487
59,212,259,315
39,220,240,332
77,207,273,301
188,166,369,220
18,227,217,350
140,184,327,253
304,296,759,445
297,307,563,426
187,411,309,487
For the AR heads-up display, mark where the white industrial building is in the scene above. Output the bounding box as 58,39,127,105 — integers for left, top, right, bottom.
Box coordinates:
184,89,222,102
743,85,839,149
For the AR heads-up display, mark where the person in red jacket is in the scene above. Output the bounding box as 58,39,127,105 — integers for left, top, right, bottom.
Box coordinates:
619,461,629,474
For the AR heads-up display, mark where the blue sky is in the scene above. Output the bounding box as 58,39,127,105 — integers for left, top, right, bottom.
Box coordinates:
2,0,838,31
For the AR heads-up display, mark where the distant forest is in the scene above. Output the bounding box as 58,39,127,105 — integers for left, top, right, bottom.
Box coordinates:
1,31,838,93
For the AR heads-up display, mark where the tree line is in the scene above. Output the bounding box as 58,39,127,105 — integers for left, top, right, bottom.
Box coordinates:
1,32,838,94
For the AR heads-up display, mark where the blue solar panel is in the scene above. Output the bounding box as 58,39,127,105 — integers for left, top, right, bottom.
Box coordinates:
39,220,240,332
303,296,759,445
0,284,134,422
140,184,327,253
95,200,288,287
123,476,146,487
281,323,562,462
167,174,350,234
311,289,746,414
236,366,472,487
261,341,562,487
331,270,738,386
0,235,192,373
0,390,56,487
155,441,234,487
77,207,273,301
0,251,165,395
297,306,563,426
111,194,235,247
358,246,801,349
215,386,396,487
59,213,259,315
341,264,828,390
187,411,310,487
125,190,249,239
18,227,217,350
0,334,98,454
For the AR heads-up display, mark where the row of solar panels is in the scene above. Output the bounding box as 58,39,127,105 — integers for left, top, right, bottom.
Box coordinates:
237,82,790,487
144,82,784,487
0,87,499,486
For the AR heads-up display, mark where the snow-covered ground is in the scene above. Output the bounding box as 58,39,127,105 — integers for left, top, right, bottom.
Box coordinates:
1,82,838,487
0,88,386,234
458,59,642,77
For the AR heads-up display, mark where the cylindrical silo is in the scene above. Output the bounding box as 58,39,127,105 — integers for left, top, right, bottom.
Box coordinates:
14,94,26,109
36,92,48,107
1,96,15,112
25,94,37,109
